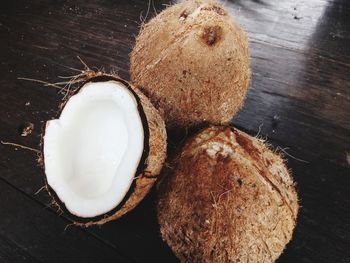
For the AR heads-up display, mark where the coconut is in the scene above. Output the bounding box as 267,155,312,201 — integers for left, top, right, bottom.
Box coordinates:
157,126,299,262
42,75,166,226
130,0,251,128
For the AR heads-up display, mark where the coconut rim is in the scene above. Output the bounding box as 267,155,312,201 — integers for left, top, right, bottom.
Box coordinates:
39,74,151,224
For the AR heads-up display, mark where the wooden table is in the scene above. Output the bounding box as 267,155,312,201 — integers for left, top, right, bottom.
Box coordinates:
0,0,349,262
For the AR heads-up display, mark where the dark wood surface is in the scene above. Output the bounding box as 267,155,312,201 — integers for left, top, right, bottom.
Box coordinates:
0,0,349,262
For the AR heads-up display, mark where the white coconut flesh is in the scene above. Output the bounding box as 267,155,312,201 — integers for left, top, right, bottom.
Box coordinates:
43,80,144,218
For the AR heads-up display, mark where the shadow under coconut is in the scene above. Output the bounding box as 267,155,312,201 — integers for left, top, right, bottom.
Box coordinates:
89,188,179,263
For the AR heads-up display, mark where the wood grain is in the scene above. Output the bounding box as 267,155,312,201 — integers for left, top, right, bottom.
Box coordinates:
0,0,349,262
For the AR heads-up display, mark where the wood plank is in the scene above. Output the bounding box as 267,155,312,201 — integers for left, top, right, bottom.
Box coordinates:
275,158,350,263
0,0,349,262
0,232,39,263
228,0,350,165
0,178,133,263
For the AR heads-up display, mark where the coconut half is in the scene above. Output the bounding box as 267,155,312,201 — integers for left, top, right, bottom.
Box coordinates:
42,75,166,226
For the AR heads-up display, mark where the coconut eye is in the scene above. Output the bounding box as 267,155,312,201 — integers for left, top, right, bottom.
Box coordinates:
179,10,189,20
201,26,222,46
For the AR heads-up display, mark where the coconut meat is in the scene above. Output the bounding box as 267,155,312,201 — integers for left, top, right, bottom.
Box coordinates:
43,81,144,218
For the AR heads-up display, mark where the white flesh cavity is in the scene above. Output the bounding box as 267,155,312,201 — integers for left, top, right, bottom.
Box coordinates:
44,81,144,218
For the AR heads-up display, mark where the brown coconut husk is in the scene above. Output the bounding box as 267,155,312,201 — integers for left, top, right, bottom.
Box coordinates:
39,72,167,227
157,126,299,262
131,0,251,129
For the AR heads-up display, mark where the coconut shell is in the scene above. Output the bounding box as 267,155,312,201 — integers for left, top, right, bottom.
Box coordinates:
157,126,299,262
42,74,167,226
131,0,251,128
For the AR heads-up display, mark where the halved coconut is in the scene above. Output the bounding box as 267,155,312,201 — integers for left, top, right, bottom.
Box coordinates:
42,75,166,226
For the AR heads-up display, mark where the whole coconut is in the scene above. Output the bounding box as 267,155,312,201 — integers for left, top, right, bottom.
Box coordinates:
131,0,251,128
157,126,299,262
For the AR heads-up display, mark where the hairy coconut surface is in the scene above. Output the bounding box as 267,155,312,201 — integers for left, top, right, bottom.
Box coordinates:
43,75,166,226
157,126,299,262
131,0,251,128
